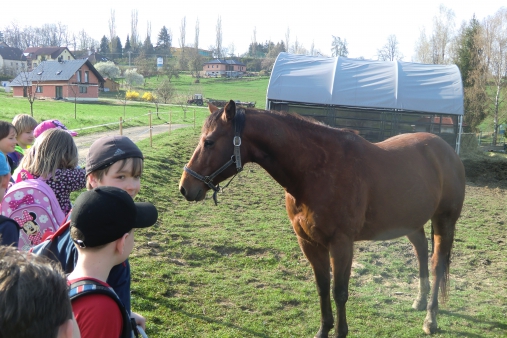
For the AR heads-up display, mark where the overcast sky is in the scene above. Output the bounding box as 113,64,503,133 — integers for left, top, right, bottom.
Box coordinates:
1,0,505,61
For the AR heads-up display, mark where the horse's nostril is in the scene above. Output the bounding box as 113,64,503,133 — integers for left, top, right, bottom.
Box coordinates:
179,185,186,196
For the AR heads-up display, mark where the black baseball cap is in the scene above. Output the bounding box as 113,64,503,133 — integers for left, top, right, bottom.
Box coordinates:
70,186,158,248
86,136,144,176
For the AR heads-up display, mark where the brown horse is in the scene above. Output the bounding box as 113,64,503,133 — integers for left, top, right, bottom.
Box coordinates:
179,101,466,337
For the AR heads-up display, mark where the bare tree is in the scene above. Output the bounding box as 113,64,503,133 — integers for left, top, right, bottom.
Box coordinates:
155,80,175,104
108,9,117,56
414,29,432,63
179,16,186,49
377,34,403,61
18,64,44,116
331,35,349,57
285,27,290,54
188,18,202,80
228,42,236,57
146,21,152,41
177,17,188,70
481,8,507,144
251,26,257,57
194,18,200,51
215,16,223,59
431,5,456,64
131,9,139,50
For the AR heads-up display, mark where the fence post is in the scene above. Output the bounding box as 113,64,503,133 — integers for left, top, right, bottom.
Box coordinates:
169,110,172,135
119,117,123,135
149,111,152,147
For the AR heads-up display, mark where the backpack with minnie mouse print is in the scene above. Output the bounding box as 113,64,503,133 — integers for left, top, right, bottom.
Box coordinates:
1,179,65,251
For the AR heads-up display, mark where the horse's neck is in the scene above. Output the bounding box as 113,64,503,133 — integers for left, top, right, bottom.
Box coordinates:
244,113,323,190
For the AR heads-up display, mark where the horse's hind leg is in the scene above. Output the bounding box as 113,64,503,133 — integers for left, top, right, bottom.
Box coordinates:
423,216,456,335
407,228,430,311
297,236,334,338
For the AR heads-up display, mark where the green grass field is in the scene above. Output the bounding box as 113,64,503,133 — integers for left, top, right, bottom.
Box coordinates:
127,127,507,337
0,74,269,136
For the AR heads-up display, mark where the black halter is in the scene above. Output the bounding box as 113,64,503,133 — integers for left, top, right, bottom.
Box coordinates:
183,109,245,205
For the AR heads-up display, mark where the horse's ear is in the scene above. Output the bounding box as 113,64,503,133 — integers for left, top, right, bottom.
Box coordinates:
222,100,236,121
208,102,219,114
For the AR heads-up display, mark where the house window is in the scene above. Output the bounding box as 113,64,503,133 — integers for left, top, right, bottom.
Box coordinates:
84,71,89,83
68,56,70,60
77,70,82,82
36,86,43,93
79,86,87,93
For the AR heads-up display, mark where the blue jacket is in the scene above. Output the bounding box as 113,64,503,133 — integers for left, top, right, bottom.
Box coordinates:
0,216,19,246
31,223,132,313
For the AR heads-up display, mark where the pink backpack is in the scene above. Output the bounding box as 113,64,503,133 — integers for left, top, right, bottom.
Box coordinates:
1,179,65,251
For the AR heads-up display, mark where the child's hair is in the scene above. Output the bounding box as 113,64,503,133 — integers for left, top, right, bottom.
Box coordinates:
0,246,73,338
0,121,16,140
19,128,78,179
11,114,37,134
86,157,144,190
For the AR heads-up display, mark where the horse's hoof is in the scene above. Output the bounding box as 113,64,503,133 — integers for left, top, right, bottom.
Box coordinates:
314,331,327,338
412,298,427,311
423,318,437,335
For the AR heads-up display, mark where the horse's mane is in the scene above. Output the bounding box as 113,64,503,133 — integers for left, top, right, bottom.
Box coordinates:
203,108,359,136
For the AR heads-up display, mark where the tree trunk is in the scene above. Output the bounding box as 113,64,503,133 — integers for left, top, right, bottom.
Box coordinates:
493,84,500,146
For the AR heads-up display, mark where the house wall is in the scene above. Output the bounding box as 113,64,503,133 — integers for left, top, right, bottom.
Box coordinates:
103,79,119,92
203,63,245,73
0,56,28,76
32,49,75,68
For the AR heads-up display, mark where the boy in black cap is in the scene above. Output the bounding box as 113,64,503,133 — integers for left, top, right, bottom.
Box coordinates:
31,135,147,327
67,186,158,338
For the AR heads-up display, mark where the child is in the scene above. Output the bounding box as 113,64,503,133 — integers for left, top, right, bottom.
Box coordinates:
67,186,157,338
14,128,86,215
34,119,78,138
31,135,146,325
8,114,37,172
0,121,17,173
0,245,80,338
0,152,19,246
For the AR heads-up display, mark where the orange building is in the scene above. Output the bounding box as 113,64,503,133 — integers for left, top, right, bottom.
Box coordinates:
10,59,104,101
203,59,246,77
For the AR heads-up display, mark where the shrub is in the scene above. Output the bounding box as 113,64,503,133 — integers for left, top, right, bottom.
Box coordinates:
142,92,156,102
126,90,140,100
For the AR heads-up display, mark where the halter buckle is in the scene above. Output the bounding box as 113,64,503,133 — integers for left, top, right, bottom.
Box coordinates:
233,136,242,146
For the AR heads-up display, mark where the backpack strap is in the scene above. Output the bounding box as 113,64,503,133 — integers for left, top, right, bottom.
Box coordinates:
69,279,132,338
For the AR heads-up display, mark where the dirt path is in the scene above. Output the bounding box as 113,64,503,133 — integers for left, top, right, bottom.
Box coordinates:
74,123,187,164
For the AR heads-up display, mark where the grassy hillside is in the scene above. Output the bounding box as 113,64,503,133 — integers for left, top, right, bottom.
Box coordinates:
0,74,269,135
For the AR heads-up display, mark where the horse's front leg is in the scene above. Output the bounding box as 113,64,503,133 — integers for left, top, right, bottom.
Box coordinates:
297,236,333,338
329,233,353,338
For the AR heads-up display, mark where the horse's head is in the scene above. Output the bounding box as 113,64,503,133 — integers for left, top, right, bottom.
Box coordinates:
179,100,245,203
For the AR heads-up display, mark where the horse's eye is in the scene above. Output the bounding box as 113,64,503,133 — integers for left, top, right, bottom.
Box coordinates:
204,140,214,147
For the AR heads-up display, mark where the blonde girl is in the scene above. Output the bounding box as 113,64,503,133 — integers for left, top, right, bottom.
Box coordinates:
14,128,86,215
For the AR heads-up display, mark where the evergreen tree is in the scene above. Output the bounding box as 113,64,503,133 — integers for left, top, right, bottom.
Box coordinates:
157,26,171,51
100,35,110,55
143,35,154,55
115,36,123,57
454,16,488,131
124,35,131,52
0,31,3,42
